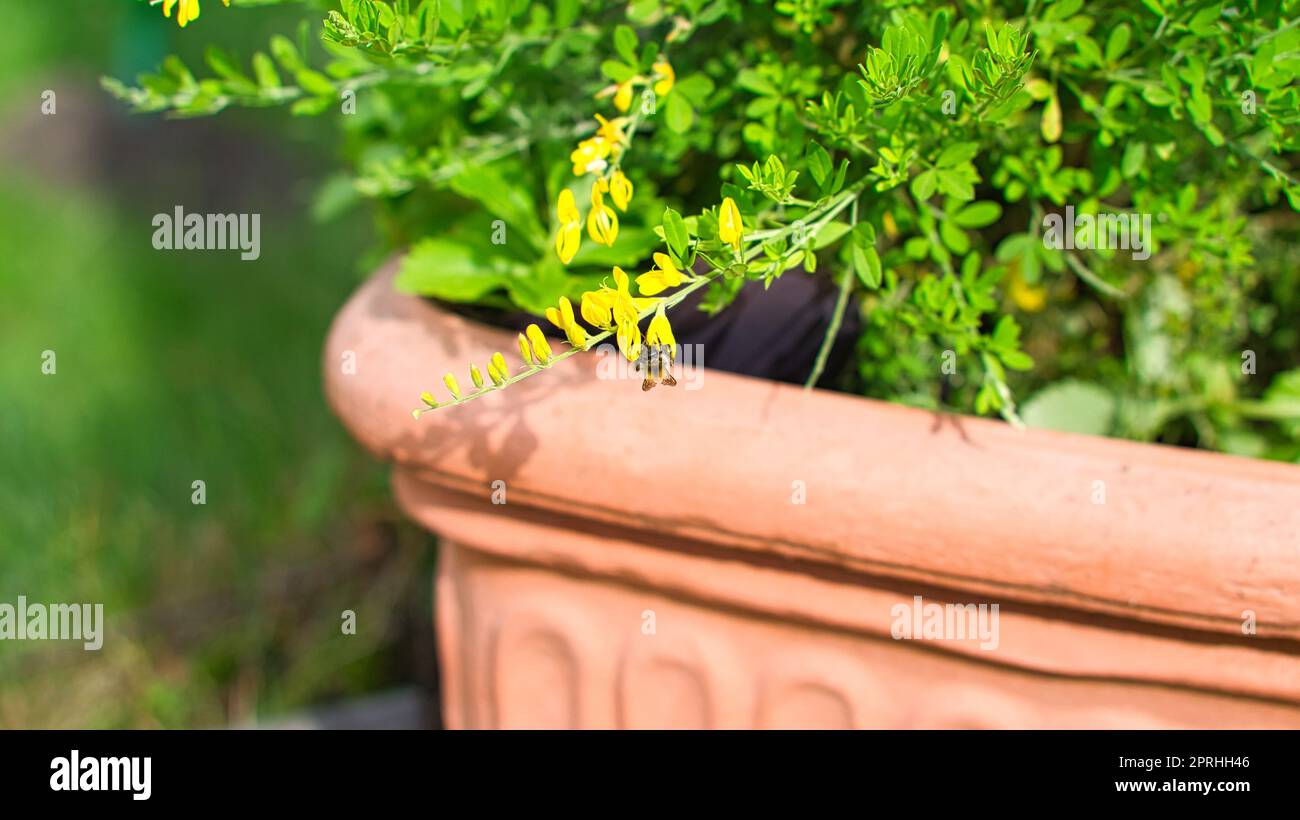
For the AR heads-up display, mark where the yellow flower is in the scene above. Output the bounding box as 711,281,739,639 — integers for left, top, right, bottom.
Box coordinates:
581,289,616,329
587,188,619,245
469,364,484,389
555,188,582,263
1008,267,1046,313
608,170,633,211
614,81,634,113
518,333,534,366
525,324,554,363
718,197,744,251
594,114,628,144
636,253,687,296
610,266,657,325
570,136,611,176
646,303,676,358
882,211,899,239
616,315,642,362
582,268,657,344
653,61,675,98
545,296,590,349
486,358,506,386
160,0,228,27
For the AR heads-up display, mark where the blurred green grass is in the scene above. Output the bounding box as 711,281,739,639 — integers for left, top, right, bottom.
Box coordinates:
0,1,433,728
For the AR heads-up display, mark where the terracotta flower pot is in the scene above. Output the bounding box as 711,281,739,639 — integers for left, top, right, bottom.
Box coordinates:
325,262,1300,729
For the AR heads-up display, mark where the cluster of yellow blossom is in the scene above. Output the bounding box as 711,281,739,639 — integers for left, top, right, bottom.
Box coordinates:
415,197,742,415
557,117,635,261
553,60,674,264
557,253,690,362
153,0,229,27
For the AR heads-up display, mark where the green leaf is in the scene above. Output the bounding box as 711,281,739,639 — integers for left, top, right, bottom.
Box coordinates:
813,221,852,249
600,60,637,83
1041,91,1062,142
936,142,978,168
269,35,304,73
205,47,254,90
675,73,715,105
1021,381,1116,436
806,142,832,188
1121,141,1147,178
290,96,332,116
940,220,970,254
614,25,639,65
665,92,693,133
911,168,938,200
251,52,281,90
662,207,689,259
448,163,547,250
935,168,975,200
396,237,516,302
953,201,1002,228
1105,24,1131,63
506,257,571,315
296,69,335,97
852,244,882,288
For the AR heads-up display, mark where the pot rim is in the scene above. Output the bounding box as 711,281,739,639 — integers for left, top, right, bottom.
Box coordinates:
325,261,1300,642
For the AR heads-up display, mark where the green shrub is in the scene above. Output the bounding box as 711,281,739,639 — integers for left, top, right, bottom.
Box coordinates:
111,0,1300,459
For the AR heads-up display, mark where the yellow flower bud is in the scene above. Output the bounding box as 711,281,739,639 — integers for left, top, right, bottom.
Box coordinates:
518,333,534,366
555,189,582,263
470,364,484,389
565,322,588,349
420,392,438,407
559,296,577,328
492,352,509,377
443,373,461,399
526,324,553,363
718,196,744,251
614,81,633,113
652,61,675,98
609,170,633,211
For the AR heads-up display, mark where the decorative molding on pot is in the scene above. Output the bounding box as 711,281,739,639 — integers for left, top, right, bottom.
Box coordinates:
327,263,1300,727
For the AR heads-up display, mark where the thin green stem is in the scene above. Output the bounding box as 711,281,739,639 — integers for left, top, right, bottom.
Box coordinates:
804,199,859,390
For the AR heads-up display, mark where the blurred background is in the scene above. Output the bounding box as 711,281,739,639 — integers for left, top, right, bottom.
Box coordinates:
0,1,439,728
